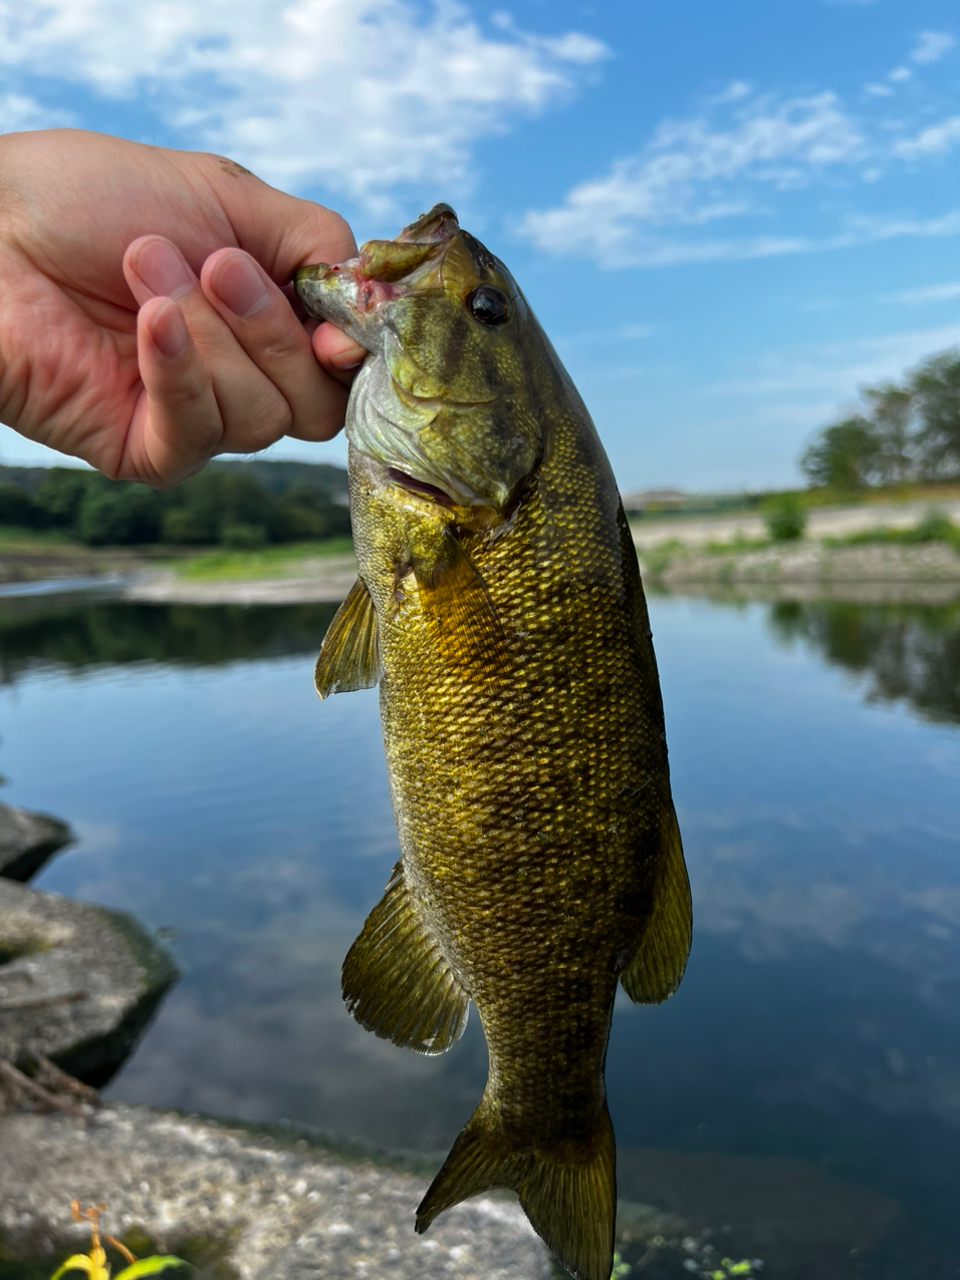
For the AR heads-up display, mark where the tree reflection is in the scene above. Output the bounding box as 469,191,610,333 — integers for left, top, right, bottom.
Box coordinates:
769,600,960,725
0,598,339,682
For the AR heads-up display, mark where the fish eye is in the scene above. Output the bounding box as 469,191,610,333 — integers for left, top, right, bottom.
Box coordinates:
466,286,510,327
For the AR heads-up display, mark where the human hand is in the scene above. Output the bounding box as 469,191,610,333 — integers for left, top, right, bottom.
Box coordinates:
0,129,366,487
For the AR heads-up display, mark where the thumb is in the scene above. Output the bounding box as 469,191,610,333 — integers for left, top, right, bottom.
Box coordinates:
187,153,359,284
186,154,366,371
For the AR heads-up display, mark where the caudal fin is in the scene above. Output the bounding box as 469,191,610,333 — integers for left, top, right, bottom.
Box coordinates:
416,1098,616,1280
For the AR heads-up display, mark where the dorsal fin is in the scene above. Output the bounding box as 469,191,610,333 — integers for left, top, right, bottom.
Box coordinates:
620,790,693,1004
315,576,382,699
342,861,469,1054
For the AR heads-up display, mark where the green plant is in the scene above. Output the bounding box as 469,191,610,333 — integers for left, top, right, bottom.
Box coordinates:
709,1260,754,1278
763,494,806,542
219,522,268,550
50,1203,189,1280
912,506,954,543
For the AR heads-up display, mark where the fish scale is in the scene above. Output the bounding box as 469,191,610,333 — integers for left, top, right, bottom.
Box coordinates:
296,204,692,1280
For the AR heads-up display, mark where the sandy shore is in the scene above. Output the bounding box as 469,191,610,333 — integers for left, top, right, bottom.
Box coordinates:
122,555,359,604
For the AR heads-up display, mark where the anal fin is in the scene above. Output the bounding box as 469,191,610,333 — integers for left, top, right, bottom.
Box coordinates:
315,576,382,699
620,789,693,1004
342,861,469,1054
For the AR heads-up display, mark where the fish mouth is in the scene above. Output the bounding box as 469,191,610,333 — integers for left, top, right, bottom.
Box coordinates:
294,204,462,333
386,467,456,507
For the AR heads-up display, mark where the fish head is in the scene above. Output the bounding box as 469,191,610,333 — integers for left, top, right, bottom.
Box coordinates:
295,205,547,520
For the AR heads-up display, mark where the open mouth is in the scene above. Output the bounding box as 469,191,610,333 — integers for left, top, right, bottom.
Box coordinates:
387,468,455,507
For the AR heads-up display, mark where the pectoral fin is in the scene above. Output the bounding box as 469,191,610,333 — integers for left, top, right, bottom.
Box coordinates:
620,793,693,1004
314,576,382,699
342,861,469,1054
411,528,508,673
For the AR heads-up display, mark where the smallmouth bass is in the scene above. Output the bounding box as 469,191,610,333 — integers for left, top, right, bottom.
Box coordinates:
295,205,692,1280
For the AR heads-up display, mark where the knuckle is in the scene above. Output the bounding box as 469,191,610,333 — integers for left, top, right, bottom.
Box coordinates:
256,322,308,368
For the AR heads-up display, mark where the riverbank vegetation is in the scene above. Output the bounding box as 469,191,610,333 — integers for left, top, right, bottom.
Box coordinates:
801,348,960,490
0,460,350,549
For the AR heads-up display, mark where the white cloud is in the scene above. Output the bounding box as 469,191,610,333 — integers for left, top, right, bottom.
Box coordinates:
520,203,960,270
553,322,658,347
709,322,960,397
711,80,752,104
888,66,912,82
0,0,607,208
0,91,74,133
864,83,893,98
881,281,960,305
518,90,864,264
894,116,960,160
910,30,955,64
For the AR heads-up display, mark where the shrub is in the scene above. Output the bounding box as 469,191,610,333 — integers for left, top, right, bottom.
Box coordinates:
162,507,217,545
219,521,268,549
764,494,807,542
910,506,954,543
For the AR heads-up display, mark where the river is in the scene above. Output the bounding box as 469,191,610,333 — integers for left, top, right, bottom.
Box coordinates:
1,589,958,1279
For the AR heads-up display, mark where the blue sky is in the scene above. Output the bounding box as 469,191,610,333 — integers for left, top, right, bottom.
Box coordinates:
3,0,960,492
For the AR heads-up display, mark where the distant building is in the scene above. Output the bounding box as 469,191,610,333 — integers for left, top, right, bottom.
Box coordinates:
621,488,688,515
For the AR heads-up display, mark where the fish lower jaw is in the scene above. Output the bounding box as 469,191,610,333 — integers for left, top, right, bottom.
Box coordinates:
386,467,456,507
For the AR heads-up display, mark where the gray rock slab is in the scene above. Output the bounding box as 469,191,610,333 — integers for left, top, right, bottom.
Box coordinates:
0,880,178,1085
0,802,74,882
0,1103,555,1280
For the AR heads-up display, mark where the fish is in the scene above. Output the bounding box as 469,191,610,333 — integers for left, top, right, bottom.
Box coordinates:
294,204,692,1280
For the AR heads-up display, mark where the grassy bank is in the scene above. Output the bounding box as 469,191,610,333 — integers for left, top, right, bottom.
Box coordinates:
172,538,355,582
0,527,356,586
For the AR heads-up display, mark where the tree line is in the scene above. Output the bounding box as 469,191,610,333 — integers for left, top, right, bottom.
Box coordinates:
0,461,352,548
801,349,960,489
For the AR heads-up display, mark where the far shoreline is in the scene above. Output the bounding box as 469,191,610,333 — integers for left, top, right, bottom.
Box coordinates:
1,495,960,607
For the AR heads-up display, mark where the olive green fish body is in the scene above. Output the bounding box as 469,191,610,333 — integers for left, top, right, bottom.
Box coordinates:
296,207,692,1280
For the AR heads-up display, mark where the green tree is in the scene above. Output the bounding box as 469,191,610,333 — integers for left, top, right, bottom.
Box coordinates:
861,383,914,484
34,468,100,528
271,483,352,541
76,485,163,545
910,350,960,479
0,482,43,528
164,469,275,545
800,416,879,489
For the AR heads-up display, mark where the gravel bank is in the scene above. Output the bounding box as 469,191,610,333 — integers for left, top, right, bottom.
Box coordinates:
643,541,960,603
630,498,960,550
0,1104,554,1280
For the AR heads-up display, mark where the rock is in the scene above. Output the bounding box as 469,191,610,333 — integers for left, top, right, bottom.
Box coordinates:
0,1103,555,1280
0,880,178,1087
0,802,74,882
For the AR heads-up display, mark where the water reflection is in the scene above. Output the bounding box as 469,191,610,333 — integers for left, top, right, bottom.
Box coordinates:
0,596,338,680
768,600,960,726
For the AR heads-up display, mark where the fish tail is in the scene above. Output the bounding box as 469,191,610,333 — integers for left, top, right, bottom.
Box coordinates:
416,1096,616,1280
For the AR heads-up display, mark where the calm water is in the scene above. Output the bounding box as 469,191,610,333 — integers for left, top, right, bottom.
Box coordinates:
2,591,959,1278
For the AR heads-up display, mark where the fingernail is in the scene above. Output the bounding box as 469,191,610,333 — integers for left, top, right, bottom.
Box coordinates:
212,252,272,319
136,238,195,300
149,301,189,359
329,346,367,371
